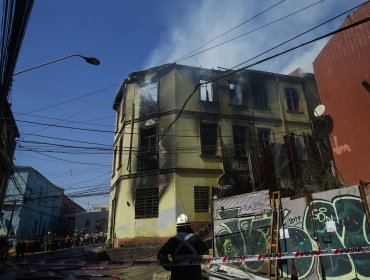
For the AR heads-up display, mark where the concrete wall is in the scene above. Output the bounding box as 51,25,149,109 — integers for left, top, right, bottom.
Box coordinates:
213,186,370,279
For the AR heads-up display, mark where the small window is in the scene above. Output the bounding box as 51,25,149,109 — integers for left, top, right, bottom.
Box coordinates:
285,88,299,112
257,128,273,150
112,146,117,173
194,186,209,212
229,81,247,106
233,126,250,157
200,80,216,102
200,123,218,156
118,136,123,169
135,188,159,219
115,106,121,133
120,95,125,123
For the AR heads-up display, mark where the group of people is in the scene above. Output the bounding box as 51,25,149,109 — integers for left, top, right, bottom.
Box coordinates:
64,229,104,248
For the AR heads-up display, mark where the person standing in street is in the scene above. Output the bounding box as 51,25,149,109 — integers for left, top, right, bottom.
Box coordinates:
157,214,208,280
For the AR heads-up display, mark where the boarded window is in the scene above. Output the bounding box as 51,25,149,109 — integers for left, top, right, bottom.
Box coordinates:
138,126,158,171
200,80,216,102
194,186,209,212
200,123,218,155
233,126,250,157
135,188,159,219
285,88,299,111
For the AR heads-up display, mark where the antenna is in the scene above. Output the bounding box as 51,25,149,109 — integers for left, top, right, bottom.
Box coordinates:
314,104,326,117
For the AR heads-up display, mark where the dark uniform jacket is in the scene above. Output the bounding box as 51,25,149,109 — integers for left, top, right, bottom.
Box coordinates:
158,231,208,280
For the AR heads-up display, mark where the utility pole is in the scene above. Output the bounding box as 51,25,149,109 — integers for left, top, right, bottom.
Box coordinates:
6,200,17,238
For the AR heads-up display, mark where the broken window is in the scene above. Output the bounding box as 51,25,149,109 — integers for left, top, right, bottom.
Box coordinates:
285,88,299,112
229,81,247,106
257,128,273,150
251,81,268,108
135,188,159,219
139,80,158,117
138,126,158,171
200,123,218,156
199,80,217,102
194,186,209,212
233,126,250,157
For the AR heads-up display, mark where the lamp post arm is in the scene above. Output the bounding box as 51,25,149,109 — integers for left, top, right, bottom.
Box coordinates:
13,54,99,76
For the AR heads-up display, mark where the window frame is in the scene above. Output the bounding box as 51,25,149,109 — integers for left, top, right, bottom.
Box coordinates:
257,128,273,150
228,80,248,106
139,79,159,117
232,126,250,158
194,186,209,213
117,136,123,170
285,87,300,112
251,81,268,109
135,188,159,219
200,123,218,156
199,79,217,103
138,125,158,171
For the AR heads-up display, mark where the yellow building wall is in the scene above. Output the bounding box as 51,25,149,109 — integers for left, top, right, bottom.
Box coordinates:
109,65,314,246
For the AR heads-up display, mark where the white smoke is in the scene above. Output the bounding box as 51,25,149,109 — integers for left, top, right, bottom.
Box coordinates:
144,0,363,74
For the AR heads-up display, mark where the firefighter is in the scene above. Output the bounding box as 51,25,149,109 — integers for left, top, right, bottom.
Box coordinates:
157,214,208,280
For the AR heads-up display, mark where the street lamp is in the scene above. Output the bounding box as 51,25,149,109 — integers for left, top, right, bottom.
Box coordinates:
13,54,100,75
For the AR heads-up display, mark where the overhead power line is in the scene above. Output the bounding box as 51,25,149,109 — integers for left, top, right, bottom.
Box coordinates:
14,111,114,128
176,0,326,63
162,15,370,136
16,119,114,133
174,0,287,62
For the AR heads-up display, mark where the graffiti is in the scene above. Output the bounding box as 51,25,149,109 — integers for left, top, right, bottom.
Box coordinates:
214,187,370,280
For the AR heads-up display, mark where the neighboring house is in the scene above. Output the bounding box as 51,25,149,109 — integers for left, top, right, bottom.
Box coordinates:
0,0,34,211
2,166,64,238
0,104,19,211
72,205,108,234
60,195,85,235
313,2,370,186
109,64,332,247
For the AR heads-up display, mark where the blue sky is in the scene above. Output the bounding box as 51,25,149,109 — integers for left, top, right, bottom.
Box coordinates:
10,0,366,210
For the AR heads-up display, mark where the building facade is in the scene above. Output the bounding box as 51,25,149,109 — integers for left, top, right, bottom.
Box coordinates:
60,195,85,235
2,166,63,238
72,205,108,234
313,2,370,185
109,64,331,247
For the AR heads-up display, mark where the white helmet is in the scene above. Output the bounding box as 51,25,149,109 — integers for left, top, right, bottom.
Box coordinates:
176,214,190,226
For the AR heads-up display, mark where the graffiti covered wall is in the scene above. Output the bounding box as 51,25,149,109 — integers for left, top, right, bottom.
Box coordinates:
213,186,370,279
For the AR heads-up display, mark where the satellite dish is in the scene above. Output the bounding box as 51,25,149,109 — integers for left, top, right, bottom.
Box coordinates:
314,104,326,117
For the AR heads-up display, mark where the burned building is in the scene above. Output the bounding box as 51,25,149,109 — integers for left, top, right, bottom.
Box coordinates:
109,64,333,247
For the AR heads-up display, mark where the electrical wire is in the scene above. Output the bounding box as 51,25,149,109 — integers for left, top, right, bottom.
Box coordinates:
162,15,370,136
176,0,326,63
174,0,288,63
